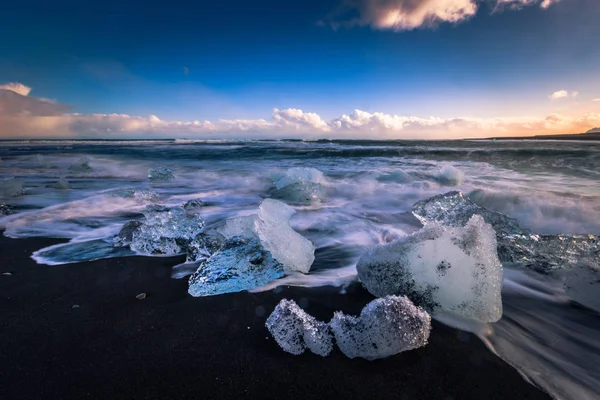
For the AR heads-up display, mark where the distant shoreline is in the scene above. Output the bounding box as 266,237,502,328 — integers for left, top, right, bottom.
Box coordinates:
475,132,600,141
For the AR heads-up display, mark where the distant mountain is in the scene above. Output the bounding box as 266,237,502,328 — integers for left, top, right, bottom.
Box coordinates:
586,127,600,134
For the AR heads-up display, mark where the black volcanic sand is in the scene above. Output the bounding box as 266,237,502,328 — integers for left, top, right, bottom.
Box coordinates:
0,234,549,400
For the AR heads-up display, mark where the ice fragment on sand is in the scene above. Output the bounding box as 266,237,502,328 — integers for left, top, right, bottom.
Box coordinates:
357,215,503,322
2,272,12,276
111,188,159,202
330,295,431,360
136,293,147,300
47,176,70,190
412,191,599,273
265,299,333,356
271,167,325,204
219,199,315,273
68,158,92,173
0,177,24,198
564,261,600,313
130,205,205,255
148,165,174,183
188,237,284,297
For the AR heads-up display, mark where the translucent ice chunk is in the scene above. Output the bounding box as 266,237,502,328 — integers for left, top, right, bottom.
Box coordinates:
32,239,136,265
130,205,205,255
257,199,315,273
330,295,431,360
412,191,599,273
183,198,205,211
0,177,24,198
357,215,503,322
266,298,333,357
110,188,159,202
219,199,315,273
0,203,12,216
47,176,70,190
564,261,600,313
148,165,174,183
68,158,92,173
188,237,284,297
186,231,224,263
412,191,524,236
113,220,143,246
271,167,325,204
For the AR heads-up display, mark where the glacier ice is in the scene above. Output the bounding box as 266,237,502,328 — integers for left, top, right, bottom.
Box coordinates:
183,198,205,211
114,220,143,246
0,177,24,198
129,205,205,255
265,296,430,360
47,176,70,190
265,298,333,357
0,203,12,215
110,188,159,202
271,167,325,204
188,236,285,297
68,158,92,173
148,165,174,183
357,215,503,322
330,295,431,360
185,231,224,263
412,191,523,236
219,199,315,273
412,191,599,273
564,261,600,313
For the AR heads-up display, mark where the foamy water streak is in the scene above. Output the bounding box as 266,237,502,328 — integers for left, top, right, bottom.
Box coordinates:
1,139,600,399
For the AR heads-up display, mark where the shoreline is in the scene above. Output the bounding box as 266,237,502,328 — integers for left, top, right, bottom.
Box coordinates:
0,234,550,399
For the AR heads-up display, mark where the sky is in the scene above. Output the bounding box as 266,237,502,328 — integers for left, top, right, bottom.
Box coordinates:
1,0,600,139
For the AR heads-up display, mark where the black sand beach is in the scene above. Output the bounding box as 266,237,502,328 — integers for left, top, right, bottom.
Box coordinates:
0,234,549,400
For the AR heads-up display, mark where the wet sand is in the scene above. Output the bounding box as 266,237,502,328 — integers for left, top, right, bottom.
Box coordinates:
0,234,549,400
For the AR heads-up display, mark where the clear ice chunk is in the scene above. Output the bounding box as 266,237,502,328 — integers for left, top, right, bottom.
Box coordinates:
271,167,325,204
564,260,600,313
219,199,315,273
412,191,599,273
0,203,12,215
183,198,205,211
186,231,224,263
330,295,431,360
188,236,285,297
130,205,205,255
0,177,24,198
68,158,92,173
266,299,333,357
357,215,503,322
110,188,159,202
148,165,174,183
47,176,70,190
32,239,136,265
113,220,143,246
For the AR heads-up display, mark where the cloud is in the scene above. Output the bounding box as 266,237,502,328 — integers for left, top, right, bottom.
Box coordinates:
548,89,579,100
593,98,600,102
183,66,190,75
331,0,561,31
0,83,32,96
2,82,598,139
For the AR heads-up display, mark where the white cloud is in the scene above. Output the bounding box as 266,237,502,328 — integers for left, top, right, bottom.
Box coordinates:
593,98,600,102
1,82,597,139
0,82,32,96
549,90,570,100
333,0,561,31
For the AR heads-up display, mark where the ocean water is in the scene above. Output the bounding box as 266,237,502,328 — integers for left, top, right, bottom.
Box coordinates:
1,139,599,398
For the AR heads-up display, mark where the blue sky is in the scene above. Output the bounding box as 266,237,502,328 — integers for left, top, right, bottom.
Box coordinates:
1,0,600,138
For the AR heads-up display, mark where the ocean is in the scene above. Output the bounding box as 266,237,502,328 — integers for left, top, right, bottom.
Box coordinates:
1,139,599,399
